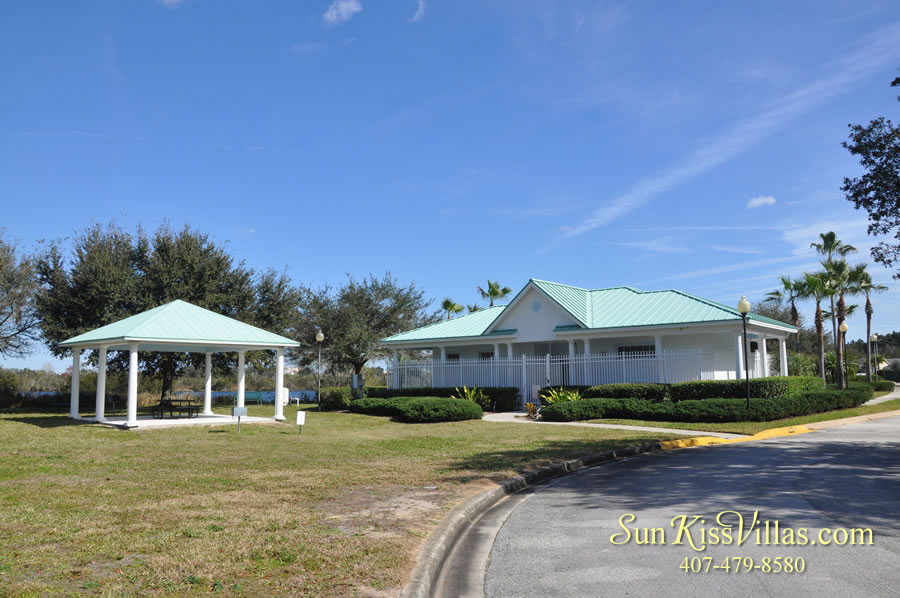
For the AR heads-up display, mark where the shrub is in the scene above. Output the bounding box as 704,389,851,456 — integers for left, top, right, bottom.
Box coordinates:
541,399,606,422
788,352,818,377
539,387,584,405
395,397,483,423
318,387,352,411
541,385,874,423
872,380,895,392
669,376,824,402
524,402,538,418
365,387,519,412
583,383,669,402
348,397,417,417
451,386,491,411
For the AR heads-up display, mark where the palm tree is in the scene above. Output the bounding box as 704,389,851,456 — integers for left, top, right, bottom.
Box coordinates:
466,304,482,313
811,232,857,352
825,259,858,389
441,297,463,320
802,272,832,381
477,280,513,307
767,275,804,352
854,266,888,381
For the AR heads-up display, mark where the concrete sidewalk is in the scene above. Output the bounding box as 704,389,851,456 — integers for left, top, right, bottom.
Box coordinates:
864,381,899,405
481,411,745,439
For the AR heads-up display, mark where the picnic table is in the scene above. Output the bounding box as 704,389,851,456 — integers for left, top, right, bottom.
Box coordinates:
152,397,199,419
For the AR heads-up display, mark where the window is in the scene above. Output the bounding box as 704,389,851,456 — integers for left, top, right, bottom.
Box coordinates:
447,353,460,361
617,345,655,355
479,352,494,360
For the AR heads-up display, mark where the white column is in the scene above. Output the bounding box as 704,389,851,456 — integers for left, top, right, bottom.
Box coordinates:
274,348,285,421
585,338,591,355
203,352,213,415
568,339,576,385
654,335,664,383
392,349,400,389
493,343,500,360
440,346,447,362
735,334,744,380
761,338,770,377
95,346,108,422
237,351,246,408
507,343,514,359
69,348,81,418
779,338,788,376
126,344,138,427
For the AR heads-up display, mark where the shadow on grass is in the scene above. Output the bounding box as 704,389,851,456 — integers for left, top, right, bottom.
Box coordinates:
441,437,665,483
0,410,83,428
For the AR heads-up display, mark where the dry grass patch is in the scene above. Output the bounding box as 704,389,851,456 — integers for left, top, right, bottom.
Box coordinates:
0,405,678,596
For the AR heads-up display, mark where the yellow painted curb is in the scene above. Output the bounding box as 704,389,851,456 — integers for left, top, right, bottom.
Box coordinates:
659,424,811,452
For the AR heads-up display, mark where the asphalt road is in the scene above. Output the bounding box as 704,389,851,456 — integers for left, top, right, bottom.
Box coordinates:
482,416,900,597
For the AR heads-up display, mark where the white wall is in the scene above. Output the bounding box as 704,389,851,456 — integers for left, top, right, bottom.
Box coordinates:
489,286,581,343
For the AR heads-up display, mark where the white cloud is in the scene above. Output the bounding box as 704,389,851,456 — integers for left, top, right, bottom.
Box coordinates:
408,0,426,22
708,245,765,255
780,218,873,257
292,42,323,53
747,195,776,209
654,256,802,282
558,22,900,240
322,0,362,25
158,0,185,7
619,238,689,253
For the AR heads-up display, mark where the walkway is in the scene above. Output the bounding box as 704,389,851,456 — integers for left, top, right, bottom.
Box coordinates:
482,411,744,439
864,381,899,405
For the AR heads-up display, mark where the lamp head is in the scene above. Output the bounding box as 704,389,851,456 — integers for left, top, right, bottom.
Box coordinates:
315,330,325,343
839,322,849,333
737,296,751,315
871,333,878,342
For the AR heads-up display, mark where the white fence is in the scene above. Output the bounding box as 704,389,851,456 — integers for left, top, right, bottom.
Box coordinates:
386,349,714,406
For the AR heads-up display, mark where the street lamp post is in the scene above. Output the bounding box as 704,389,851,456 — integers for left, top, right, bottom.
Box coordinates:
316,330,324,411
871,333,879,380
840,322,849,389
737,296,751,410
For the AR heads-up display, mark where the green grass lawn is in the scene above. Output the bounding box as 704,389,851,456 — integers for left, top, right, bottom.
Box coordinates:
586,395,900,436
0,405,679,597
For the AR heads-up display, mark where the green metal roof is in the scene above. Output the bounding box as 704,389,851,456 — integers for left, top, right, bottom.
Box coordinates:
59,300,299,351
381,279,796,344
381,306,507,343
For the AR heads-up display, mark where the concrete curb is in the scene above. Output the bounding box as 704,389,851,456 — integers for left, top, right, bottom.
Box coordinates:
399,441,663,598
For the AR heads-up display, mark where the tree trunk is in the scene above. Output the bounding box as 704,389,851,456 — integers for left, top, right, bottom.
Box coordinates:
815,303,825,381
866,296,873,382
836,295,846,389
160,354,176,400
791,301,800,353
830,295,838,354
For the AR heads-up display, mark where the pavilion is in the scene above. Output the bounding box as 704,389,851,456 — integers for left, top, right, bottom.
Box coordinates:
59,300,300,428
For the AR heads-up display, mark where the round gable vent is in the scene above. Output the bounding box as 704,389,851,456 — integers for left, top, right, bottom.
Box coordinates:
531,301,542,312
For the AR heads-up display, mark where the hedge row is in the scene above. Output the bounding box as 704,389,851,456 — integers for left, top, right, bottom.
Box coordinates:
318,387,353,411
668,376,824,402
349,396,483,423
872,380,895,392
364,386,519,412
541,384,874,423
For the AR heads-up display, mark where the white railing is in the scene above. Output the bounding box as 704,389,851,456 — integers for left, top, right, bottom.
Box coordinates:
386,349,714,406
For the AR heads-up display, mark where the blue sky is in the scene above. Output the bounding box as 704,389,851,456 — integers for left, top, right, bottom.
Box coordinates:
2,0,898,371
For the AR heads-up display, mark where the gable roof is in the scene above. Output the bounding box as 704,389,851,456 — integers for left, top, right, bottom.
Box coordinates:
59,300,299,351
381,279,796,344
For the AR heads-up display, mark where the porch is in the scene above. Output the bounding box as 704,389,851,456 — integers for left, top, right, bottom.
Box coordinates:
387,345,784,406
